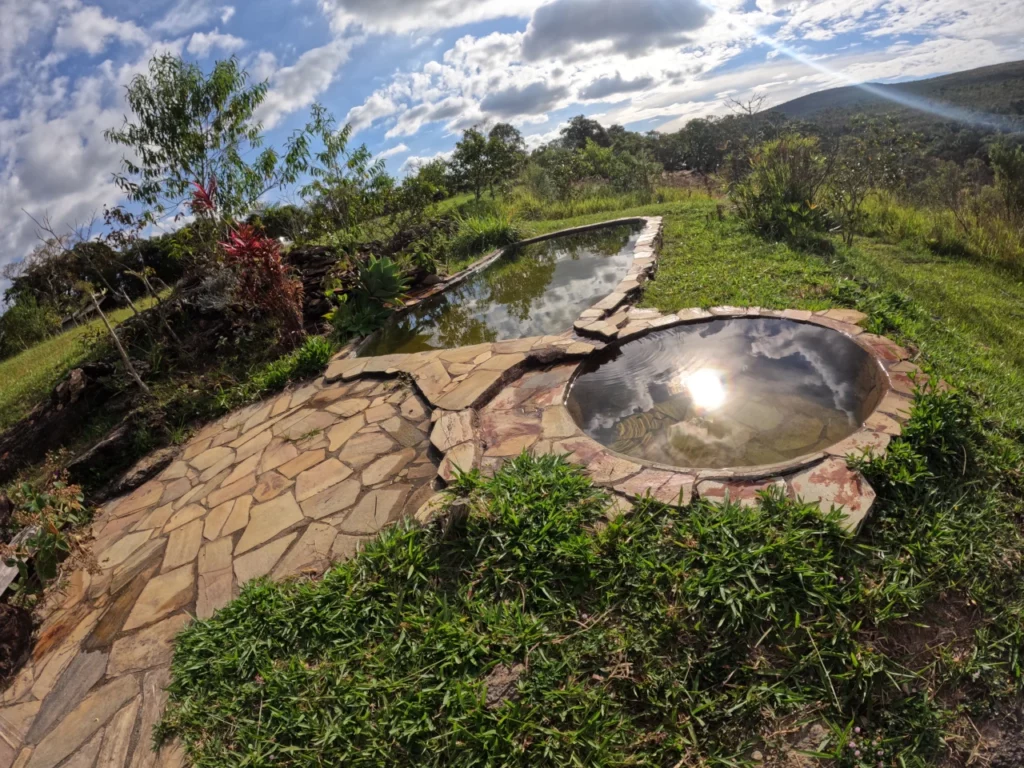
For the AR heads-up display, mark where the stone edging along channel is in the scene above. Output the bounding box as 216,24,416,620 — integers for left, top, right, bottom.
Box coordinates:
326,215,936,534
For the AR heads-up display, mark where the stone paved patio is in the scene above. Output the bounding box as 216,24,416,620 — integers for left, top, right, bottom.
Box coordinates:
1,215,925,767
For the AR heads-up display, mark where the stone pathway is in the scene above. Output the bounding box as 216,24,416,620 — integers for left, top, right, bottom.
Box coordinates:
0,376,437,768
0,215,923,767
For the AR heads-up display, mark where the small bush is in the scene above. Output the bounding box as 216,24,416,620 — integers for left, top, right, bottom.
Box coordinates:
729,134,833,250
221,224,305,348
1,470,91,595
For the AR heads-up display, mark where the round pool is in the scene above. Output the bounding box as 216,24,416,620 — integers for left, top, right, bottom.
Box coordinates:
565,318,887,470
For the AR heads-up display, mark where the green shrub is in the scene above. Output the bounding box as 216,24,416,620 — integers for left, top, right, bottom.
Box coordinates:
729,134,833,250
3,472,91,595
0,296,62,360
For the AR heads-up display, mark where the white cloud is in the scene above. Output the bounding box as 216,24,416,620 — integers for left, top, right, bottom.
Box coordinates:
400,148,453,173
54,5,149,55
253,38,359,129
345,90,402,133
316,0,539,34
579,72,655,101
152,0,238,35
522,0,713,59
378,143,409,159
186,29,245,57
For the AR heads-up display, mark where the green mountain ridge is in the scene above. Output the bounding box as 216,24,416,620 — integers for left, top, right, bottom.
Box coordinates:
772,59,1024,131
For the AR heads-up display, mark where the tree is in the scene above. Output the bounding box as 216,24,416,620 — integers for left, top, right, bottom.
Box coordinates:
105,55,314,222
485,123,527,197
298,105,393,243
560,115,610,150
451,127,490,201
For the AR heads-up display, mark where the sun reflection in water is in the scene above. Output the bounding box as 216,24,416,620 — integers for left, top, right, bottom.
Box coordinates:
684,369,727,412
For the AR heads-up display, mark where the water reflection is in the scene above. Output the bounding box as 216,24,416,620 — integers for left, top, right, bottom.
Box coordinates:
359,224,641,356
566,318,885,469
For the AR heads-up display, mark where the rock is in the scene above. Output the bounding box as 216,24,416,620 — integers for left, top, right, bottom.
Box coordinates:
788,458,877,533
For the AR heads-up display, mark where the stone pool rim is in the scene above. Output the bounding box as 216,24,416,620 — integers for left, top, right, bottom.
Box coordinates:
562,312,897,480
352,216,660,357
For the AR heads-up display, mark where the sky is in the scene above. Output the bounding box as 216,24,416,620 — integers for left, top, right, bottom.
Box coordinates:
1,0,1023,278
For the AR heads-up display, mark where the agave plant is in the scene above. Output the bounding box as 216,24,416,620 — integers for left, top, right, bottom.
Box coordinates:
356,255,409,307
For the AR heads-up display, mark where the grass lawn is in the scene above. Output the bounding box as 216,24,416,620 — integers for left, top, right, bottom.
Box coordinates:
158,196,1024,766
0,298,157,431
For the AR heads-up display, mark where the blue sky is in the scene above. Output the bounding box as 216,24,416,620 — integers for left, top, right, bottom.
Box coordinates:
1,0,1022,273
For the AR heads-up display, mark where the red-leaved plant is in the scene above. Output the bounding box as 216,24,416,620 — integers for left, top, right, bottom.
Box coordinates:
221,224,305,348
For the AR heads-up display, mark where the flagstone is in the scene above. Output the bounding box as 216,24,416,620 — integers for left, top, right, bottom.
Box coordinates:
198,452,237,482
220,496,251,537
162,503,205,533
413,359,452,403
338,432,396,468
160,461,189,481
115,482,164,517
205,472,256,508
381,416,423,448
326,397,371,417
197,536,233,575
260,438,299,473
277,448,326,479
478,353,526,372
235,427,274,462
400,395,428,421
343,486,410,534
95,697,141,768
271,391,293,415
208,427,238,448
438,442,481,483
25,674,138,768
430,410,475,452
825,429,891,458
276,409,337,440
196,568,234,620
436,369,507,411
130,667,170,768
86,561,160,650
235,494,304,554
272,523,337,578
234,533,298,585
289,383,319,409
319,415,362,453
789,458,876,533
362,447,416,486
162,519,203,572
189,445,233,472
203,500,234,540
178,468,229,510
300,478,361,520
135,503,175,532
295,458,353,501
97,530,153,571
25,649,107,743
540,407,577,439
123,564,194,632
180,438,211,461
365,403,398,423
222,453,261,486
108,613,191,677
484,433,538,457
0,700,41,743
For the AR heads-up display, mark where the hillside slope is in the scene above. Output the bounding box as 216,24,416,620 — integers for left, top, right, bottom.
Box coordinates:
774,59,1024,132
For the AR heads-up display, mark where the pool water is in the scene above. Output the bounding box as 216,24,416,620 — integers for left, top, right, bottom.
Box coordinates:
358,224,641,356
565,318,886,469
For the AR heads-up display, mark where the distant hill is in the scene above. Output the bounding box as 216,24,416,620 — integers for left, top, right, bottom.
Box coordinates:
773,60,1024,134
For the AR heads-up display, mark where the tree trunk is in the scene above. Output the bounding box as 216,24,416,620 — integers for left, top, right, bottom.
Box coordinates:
90,292,150,396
